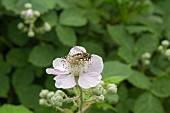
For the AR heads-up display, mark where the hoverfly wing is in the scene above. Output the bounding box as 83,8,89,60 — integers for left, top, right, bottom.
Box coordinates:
69,46,86,56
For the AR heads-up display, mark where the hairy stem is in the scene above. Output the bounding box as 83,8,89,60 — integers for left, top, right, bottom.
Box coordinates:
78,85,83,113
55,106,65,113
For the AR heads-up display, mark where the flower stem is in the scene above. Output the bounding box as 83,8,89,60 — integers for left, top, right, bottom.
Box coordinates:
78,85,83,113
55,106,65,113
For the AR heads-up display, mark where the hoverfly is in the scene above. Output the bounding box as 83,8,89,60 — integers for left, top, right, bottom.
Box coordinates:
66,46,92,65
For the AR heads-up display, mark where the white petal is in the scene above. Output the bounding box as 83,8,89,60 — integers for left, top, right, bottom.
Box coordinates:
69,46,86,56
53,58,69,71
54,74,76,89
78,72,102,89
84,54,103,73
46,68,69,75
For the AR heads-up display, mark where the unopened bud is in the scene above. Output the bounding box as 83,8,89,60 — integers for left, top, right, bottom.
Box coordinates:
24,3,32,9
165,49,170,56
51,96,63,106
20,11,26,17
107,84,117,93
161,40,169,47
44,22,51,31
98,81,105,86
47,91,55,99
92,85,106,96
39,99,47,105
96,95,105,102
28,30,35,37
39,89,49,98
142,52,151,59
26,9,33,18
55,90,65,97
17,23,24,29
34,11,40,17
158,45,164,53
143,60,150,65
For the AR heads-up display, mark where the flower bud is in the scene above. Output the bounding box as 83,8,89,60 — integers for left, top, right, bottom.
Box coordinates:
20,11,26,17
107,84,117,93
96,95,105,102
142,52,151,59
55,90,65,97
51,96,63,106
98,81,105,86
24,3,32,9
47,91,55,99
161,40,169,47
28,30,35,37
26,9,33,18
165,49,170,56
39,98,47,105
44,22,51,31
143,60,150,65
158,45,164,52
92,85,106,96
34,11,40,17
17,23,24,29
39,89,49,98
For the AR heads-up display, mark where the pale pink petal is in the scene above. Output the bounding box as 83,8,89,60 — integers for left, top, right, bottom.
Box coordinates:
46,68,69,75
83,54,103,73
78,72,102,89
26,9,33,18
54,74,76,89
53,58,69,71
69,46,86,56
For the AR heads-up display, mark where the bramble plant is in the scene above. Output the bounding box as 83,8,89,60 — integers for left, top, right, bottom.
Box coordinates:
18,3,51,37
40,46,117,113
1,0,170,113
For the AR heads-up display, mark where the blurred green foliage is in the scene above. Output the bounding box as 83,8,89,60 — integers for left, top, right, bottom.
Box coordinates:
0,0,170,113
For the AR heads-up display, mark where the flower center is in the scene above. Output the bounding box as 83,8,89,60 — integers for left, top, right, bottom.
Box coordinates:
65,52,92,76
69,64,84,76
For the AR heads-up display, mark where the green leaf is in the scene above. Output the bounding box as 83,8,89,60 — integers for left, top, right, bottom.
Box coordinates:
150,54,170,75
118,46,138,65
104,76,128,85
41,11,58,27
0,72,10,97
59,8,87,27
0,58,11,74
107,25,134,48
7,48,29,67
0,104,33,113
105,93,119,104
12,67,35,89
151,75,170,98
95,102,116,111
126,25,154,34
56,25,76,46
8,21,28,46
102,61,132,84
127,71,151,90
134,34,159,57
34,106,58,113
81,42,105,58
16,85,42,109
103,61,132,78
134,92,165,113
29,0,57,14
45,75,56,91
29,44,56,67
1,0,28,14
56,0,77,9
